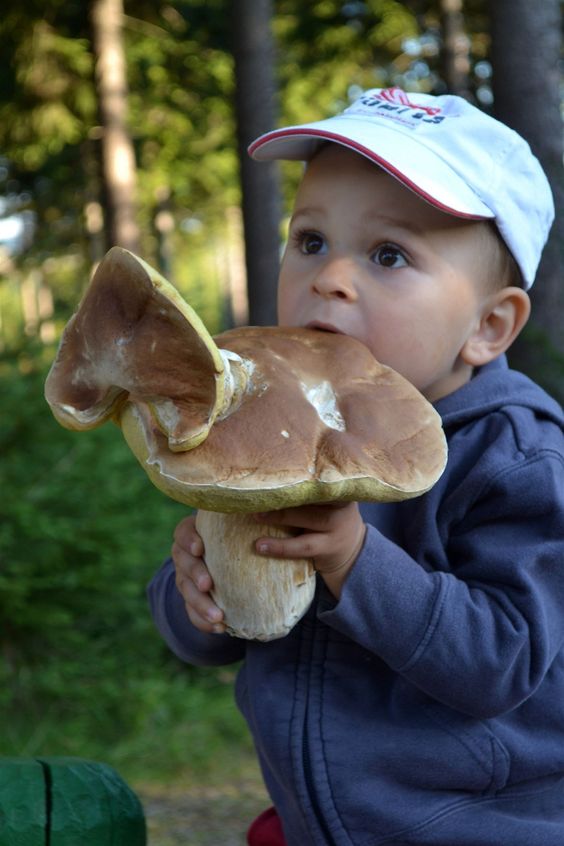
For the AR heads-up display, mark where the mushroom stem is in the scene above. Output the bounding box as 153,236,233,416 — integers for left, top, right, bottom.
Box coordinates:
195,511,315,641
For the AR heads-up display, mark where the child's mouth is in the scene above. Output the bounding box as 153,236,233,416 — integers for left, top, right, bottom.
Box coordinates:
305,321,344,334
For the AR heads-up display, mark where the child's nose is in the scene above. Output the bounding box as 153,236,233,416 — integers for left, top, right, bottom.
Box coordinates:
311,257,359,301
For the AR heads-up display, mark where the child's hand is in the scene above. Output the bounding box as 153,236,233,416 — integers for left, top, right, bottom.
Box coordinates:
254,502,366,598
171,514,226,634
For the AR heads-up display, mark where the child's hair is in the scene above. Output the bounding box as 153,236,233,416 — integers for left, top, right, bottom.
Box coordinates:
482,221,524,292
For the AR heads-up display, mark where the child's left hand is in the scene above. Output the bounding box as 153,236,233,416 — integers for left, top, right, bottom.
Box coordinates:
254,502,366,598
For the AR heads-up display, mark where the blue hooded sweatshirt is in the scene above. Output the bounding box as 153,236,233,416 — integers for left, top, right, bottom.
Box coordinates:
148,356,564,845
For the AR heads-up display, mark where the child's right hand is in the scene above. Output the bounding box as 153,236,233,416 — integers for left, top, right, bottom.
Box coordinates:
171,514,226,634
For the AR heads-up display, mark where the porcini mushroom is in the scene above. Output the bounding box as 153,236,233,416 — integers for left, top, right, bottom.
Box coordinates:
45,247,447,640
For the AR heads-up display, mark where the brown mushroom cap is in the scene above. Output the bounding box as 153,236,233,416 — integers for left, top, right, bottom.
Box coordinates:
120,325,447,512
44,247,225,451
45,247,447,514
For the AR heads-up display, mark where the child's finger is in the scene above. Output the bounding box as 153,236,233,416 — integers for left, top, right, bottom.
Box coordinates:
180,578,225,630
185,605,226,635
174,557,213,593
255,531,324,561
173,513,204,557
255,502,351,531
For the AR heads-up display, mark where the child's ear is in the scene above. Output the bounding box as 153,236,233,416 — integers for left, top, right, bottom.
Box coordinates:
461,287,531,368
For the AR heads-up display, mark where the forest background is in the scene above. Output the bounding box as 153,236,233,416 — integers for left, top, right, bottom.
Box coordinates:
1,0,563,841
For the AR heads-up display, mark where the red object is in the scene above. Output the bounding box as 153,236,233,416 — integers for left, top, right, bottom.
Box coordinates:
376,86,442,115
247,807,287,846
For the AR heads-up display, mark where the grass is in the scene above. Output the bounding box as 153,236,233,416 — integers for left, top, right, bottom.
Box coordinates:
1,665,256,782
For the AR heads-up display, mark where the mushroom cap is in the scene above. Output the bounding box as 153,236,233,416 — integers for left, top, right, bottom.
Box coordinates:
44,247,225,451
120,325,447,512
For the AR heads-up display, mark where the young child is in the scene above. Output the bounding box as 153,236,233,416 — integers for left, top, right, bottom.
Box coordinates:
148,88,564,845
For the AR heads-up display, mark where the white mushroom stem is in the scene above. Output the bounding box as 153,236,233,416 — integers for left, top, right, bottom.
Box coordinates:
198,353,316,641
195,511,315,641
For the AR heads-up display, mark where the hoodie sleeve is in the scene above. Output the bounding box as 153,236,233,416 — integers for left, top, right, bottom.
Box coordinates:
319,440,564,719
147,558,246,666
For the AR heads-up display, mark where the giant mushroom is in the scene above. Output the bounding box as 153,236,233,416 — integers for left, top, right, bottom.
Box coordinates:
45,247,447,641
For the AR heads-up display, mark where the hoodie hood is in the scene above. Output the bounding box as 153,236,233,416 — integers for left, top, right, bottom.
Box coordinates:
435,355,563,432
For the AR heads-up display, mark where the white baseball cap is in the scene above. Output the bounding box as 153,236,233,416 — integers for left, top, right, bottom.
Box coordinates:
249,87,554,289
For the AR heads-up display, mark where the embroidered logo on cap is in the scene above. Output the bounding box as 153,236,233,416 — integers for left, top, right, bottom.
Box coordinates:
345,87,447,127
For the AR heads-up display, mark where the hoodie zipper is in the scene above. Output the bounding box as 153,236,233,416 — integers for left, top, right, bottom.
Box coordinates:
301,612,338,846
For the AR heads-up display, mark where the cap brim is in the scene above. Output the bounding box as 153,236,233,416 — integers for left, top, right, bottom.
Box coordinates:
249,117,495,221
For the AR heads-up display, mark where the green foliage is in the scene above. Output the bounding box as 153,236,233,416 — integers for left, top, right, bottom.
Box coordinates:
0,346,171,698
0,345,253,781
124,3,239,228
0,0,426,272
0,15,94,171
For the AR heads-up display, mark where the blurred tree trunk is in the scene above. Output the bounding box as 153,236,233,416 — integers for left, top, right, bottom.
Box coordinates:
81,139,107,266
440,0,472,99
90,0,140,254
153,187,174,280
489,0,564,401
232,0,281,326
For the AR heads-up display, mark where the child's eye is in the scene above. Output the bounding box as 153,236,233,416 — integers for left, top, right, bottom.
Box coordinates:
371,244,408,268
293,230,327,255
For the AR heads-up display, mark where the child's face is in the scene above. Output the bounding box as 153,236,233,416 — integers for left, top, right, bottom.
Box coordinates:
277,145,492,402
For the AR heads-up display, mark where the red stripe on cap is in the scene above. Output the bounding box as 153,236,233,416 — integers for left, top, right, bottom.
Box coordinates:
250,128,490,221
